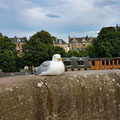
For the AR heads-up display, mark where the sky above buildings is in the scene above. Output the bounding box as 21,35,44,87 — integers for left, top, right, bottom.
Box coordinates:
0,0,120,42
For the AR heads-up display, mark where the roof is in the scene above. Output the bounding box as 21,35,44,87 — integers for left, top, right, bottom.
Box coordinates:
88,57,120,61
53,39,67,44
9,37,25,43
62,57,90,68
69,36,96,43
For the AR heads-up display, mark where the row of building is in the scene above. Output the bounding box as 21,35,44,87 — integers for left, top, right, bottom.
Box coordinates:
63,57,120,71
9,35,94,54
53,35,94,52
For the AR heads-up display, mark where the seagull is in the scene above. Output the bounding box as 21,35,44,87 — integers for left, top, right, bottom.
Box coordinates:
34,54,65,75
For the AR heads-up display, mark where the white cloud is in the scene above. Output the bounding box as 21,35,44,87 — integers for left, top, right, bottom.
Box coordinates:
0,0,120,41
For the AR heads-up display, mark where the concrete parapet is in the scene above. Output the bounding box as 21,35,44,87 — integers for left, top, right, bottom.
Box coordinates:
0,70,120,120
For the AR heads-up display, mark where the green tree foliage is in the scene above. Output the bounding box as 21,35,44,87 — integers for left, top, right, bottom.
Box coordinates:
22,38,49,67
67,50,88,57
0,36,16,53
88,25,120,58
87,45,96,58
67,50,79,57
0,33,2,38
47,44,55,60
30,30,53,45
0,36,18,72
79,50,88,57
54,46,67,57
0,50,17,72
22,40,67,67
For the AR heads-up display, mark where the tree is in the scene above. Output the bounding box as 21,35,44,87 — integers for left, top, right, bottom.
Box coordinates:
0,33,2,38
0,36,18,72
79,50,88,57
0,50,17,72
67,50,88,57
67,50,79,57
91,25,120,58
87,45,96,58
22,38,49,67
30,30,53,45
53,46,67,57
47,44,55,60
0,36,16,53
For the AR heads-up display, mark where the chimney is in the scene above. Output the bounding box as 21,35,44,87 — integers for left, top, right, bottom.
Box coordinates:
68,36,70,43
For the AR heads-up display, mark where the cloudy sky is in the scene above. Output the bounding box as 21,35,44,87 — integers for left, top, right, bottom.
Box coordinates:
0,0,120,42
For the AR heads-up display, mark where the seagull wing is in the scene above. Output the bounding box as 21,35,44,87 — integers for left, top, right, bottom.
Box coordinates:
35,61,51,74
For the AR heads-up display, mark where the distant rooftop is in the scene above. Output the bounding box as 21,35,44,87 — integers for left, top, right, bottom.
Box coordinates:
53,39,67,44
9,36,26,43
69,35,96,43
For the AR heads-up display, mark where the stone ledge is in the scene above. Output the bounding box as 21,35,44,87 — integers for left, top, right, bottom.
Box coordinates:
0,70,120,120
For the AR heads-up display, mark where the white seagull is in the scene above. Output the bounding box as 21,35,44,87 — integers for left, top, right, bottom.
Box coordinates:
34,54,65,75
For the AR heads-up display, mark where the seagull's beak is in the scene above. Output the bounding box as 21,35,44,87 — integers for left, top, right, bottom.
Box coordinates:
58,58,62,61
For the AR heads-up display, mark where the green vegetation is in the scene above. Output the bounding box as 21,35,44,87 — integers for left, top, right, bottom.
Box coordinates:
0,36,21,72
67,50,88,57
22,38,49,66
88,25,120,58
53,46,67,57
30,30,53,45
0,33,2,38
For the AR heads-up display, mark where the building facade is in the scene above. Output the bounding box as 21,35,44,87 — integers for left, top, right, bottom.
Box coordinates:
68,35,94,51
53,39,68,52
10,36,26,56
62,57,120,71
88,58,120,70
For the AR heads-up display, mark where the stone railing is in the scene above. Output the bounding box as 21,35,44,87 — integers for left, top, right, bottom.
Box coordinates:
0,70,120,120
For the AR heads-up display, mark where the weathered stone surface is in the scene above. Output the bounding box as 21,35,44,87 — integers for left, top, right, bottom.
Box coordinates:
0,70,120,120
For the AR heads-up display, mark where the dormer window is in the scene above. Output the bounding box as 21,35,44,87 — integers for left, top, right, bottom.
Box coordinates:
64,60,71,66
59,39,62,44
17,39,21,42
77,59,84,65
82,43,86,47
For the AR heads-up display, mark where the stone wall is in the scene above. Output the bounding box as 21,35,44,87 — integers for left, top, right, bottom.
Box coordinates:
0,70,120,120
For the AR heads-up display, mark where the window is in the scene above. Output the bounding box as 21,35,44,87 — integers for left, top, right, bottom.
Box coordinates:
110,60,113,65
106,60,109,65
71,68,74,71
72,42,76,47
64,61,71,66
82,43,86,47
119,60,120,65
92,61,95,66
77,60,84,65
102,61,105,65
59,40,62,44
114,60,117,65
17,39,21,42
18,43,20,47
